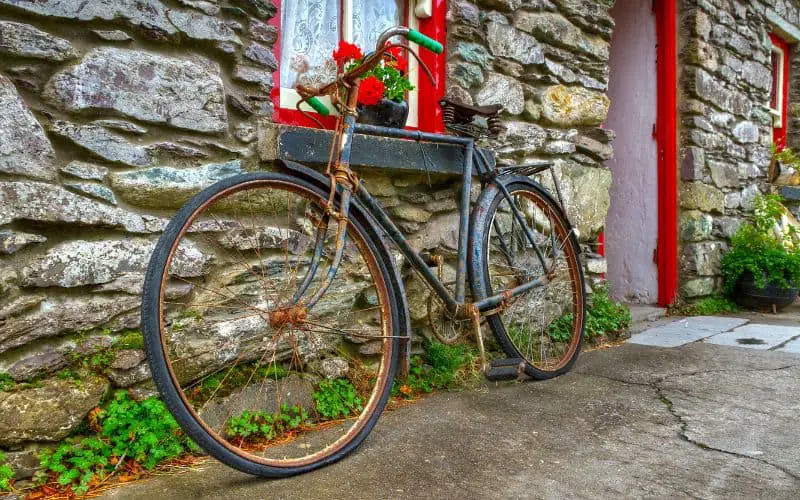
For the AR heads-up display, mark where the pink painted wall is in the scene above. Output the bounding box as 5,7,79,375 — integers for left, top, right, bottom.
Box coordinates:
605,0,660,304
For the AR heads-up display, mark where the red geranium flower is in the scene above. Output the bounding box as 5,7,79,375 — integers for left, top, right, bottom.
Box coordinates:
358,76,386,106
386,45,407,74
333,41,363,68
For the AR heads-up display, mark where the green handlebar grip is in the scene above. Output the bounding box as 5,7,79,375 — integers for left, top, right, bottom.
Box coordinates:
408,29,444,54
306,96,330,116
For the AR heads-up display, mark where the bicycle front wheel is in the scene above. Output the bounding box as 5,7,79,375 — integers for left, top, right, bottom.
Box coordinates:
142,172,399,477
470,178,586,380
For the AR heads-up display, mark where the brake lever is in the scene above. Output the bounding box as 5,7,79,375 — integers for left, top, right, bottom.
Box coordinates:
385,42,436,87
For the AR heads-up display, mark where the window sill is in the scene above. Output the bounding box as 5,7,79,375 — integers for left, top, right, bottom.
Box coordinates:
258,122,495,176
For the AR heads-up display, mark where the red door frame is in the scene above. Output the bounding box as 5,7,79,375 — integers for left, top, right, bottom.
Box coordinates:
770,33,790,149
655,0,679,307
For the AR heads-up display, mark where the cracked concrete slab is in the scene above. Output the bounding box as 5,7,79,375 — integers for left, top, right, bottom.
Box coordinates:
627,316,748,347
778,337,800,353
100,343,800,499
706,324,800,350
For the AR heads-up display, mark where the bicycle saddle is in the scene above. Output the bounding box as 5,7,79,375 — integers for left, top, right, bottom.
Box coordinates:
440,98,505,138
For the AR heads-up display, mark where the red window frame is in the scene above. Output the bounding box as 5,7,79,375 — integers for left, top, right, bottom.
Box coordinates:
268,0,446,132
770,33,790,149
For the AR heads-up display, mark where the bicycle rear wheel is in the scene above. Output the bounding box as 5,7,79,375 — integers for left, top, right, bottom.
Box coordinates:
470,177,585,380
142,172,399,477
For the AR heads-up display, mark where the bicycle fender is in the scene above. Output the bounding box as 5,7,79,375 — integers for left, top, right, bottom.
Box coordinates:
468,174,578,301
276,160,413,377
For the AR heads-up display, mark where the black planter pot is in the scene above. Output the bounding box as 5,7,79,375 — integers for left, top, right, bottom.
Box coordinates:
733,272,799,311
357,99,409,129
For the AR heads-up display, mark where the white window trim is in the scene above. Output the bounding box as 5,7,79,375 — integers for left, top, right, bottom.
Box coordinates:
770,41,786,128
280,0,421,128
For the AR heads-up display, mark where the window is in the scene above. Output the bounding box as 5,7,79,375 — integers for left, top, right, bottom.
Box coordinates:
271,0,446,131
770,34,790,149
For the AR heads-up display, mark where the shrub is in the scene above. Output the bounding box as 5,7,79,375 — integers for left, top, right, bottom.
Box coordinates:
312,379,363,420
0,452,13,492
720,195,800,292
395,340,477,398
38,391,196,496
226,405,308,441
549,284,631,342
680,296,740,316
0,373,12,392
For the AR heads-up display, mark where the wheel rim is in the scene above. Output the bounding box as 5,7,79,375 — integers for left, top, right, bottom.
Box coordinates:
485,188,583,373
155,179,394,467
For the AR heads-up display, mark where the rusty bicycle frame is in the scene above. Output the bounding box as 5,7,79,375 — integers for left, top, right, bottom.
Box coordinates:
292,27,560,367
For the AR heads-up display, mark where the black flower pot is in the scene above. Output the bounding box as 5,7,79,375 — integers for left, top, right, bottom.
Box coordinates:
357,99,409,129
733,272,799,311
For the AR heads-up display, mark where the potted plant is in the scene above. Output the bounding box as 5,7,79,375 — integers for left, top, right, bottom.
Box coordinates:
333,41,414,128
720,194,800,311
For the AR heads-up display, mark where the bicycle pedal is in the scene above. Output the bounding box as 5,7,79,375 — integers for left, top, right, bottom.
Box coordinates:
484,358,526,381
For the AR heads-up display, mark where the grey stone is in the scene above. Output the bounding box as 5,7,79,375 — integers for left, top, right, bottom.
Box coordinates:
448,0,480,26
680,182,725,213
680,211,713,242
110,160,244,209
249,19,278,44
93,119,148,135
732,121,759,144
544,140,576,154
178,0,220,15
233,65,273,88
0,230,46,255
538,160,611,241
692,69,751,118
493,121,547,155
60,161,109,181
514,11,609,61
0,295,140,354
682,277,717,298
713,216,744,239
486,22,544,65
573,134,613,161
681,146,706,181
48,121,153,167
0,21,76,61
0,182,163,233
454,42,494,69
65,183,117,205
682,242,726,276
167,9,241,45
724,192,741,210
707,160,738,188
544,58,577,84
585,258,607,275
0,74,57,180
45,48,227,133
74,336,116,356
230,0,277,19
8,349,69,382
243,42,278,70
391,205,432,223
0,294,43,320
739,184,761,211
0,376,109,446
108,361,150,387
741,60,772,91
92,30,133,42
318,357,349,380
4,450,38,480
540,85,610,127
449,61,484,89
21,237,212,288
628,317,748,347
146,142,208,160
707,324,800,350
778,186,800,201
475,72,524,115
0,0,176,39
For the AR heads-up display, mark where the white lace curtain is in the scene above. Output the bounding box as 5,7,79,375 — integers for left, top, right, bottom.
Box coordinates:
280,0,403,89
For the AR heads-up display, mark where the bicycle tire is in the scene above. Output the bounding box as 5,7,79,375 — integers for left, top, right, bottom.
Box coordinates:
142,172,400,477
469,176,586,380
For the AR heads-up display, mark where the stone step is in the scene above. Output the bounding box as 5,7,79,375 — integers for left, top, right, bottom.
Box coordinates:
779,186,800,202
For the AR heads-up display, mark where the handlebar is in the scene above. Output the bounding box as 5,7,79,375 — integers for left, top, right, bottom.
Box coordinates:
296,26,444,117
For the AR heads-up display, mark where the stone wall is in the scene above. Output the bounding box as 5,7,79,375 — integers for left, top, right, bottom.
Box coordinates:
679,0,800,299
446,0,615,286
0,0,277,473
0,0,617,478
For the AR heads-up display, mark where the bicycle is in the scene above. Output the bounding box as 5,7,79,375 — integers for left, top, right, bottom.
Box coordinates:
142,26,585,478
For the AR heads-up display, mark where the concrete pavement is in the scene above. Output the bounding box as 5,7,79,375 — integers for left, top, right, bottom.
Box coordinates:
102,341,800,499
